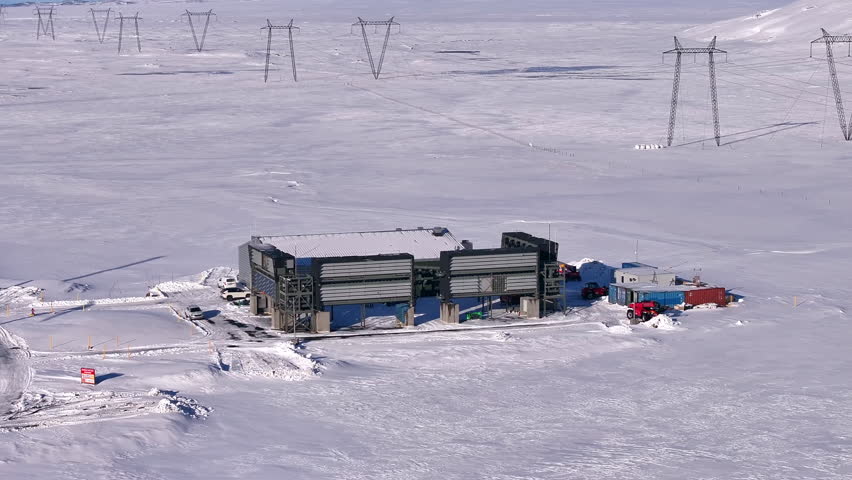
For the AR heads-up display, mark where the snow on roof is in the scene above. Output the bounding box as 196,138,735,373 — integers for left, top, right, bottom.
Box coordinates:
615,267,667,276
611,283,721,292
254,228,463,260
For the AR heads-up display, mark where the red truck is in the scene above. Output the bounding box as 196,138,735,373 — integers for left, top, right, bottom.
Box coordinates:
626,301,666,323
581,282,608,300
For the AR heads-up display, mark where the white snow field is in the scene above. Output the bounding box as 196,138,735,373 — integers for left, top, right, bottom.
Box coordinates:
2,0,852,478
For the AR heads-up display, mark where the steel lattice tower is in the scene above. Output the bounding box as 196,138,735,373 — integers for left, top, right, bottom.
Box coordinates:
34,6,56,41
261,19,299,83
662,36,727,147
182,10,216,52
90,8,111,44
813,29,852,140
351,17,400,79
117,12,142,54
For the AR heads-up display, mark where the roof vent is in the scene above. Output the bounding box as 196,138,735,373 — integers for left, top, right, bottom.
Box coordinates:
432,226,447,236
461,240,473,250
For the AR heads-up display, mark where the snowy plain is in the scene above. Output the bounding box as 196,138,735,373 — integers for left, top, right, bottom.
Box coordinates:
1,0,852,478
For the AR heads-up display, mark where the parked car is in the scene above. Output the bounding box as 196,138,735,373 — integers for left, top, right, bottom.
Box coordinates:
217,276,238,289
220,287,250,301
145,288,166,298
183,305,205,320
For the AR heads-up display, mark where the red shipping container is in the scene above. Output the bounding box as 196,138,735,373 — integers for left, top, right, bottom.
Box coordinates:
684,287,726,306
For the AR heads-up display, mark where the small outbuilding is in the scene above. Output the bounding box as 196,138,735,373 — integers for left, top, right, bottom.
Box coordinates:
613,263,676,286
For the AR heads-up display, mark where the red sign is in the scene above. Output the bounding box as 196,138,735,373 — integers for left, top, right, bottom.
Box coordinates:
81,368,96,385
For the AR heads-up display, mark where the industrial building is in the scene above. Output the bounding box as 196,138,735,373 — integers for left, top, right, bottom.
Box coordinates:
238,228,563,333
609,282,727,308
613,262,676,286
607,262,727,308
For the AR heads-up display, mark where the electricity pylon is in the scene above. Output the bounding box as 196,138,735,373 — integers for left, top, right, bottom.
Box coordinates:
662,36,727,147
117,12,142,54
351,17,400,79
182,9,216,52
34,6,56,40
90,8,111,44
811,31,852,58
261,19,299,83
813,29,852,140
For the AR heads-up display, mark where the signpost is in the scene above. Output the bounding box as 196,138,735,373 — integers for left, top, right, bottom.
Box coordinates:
81,368,96,385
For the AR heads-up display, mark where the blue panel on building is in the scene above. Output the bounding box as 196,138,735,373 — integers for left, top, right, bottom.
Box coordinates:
252,271,276,297
637,290,684,306
295,257,313,274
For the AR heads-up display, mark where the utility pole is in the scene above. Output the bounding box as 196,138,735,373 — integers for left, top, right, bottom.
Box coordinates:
351,17,401,79
117,12,142,54
812,29,852,140
90,8,111,44
182,9,216,52
34,6,56,41
261,19,299,83
662,36,727,146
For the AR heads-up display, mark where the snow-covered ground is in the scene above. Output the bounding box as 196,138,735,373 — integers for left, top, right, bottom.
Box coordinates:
2,0,852,478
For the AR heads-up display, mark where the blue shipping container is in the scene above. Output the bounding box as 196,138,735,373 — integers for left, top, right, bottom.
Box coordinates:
609,285,630,305
637,290,684,306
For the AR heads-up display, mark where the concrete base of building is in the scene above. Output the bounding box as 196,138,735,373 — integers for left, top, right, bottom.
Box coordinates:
440,302,459,324
250,294,259,315
404,307,416,327
271,308,287,330
311,311,331,333
520,297,540,319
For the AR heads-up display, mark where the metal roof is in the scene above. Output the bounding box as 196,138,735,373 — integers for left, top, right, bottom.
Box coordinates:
611,283,720,292
614,267,667,276
253,227,463,260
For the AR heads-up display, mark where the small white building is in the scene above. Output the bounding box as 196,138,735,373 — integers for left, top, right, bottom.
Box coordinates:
613,266,676,286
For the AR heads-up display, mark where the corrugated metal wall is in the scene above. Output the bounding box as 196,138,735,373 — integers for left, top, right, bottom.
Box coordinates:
637,290,685,306
252,271,276,297
319,258,411,281
319,280,412,305
238,243,251,288
449,252,539,274
449,273,537,297
609,285,631,305
313,256,413,306
684,287,726,306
